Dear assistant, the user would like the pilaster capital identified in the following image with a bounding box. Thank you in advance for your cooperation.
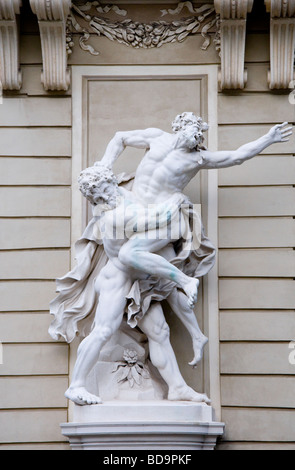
[214,0,254,90]
[30,0,71,21]
[265,0,295,88]
[29,0,71,91]
[0,0,21,19]
[0,0,22,90]
[265,0,295,18]
[214,0,253,19]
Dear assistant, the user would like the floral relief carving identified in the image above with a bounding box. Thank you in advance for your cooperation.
[66,1,220,55]
[112,349,150,388]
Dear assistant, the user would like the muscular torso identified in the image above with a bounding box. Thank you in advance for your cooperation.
[132,133,202,204]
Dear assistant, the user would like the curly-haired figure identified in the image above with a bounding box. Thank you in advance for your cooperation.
[78,163,120,209]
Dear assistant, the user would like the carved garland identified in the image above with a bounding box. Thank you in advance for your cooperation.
[66,1,221,56]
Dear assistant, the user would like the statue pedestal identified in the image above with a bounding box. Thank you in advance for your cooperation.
[60,401,224,450]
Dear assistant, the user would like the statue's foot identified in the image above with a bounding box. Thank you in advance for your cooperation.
[183,278,199,308]
[168,385,211,404]
[188,335,208,367]
[65,386,102,405]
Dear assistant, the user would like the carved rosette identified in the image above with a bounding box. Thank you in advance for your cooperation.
[0,0,22,90]
[265,0,295,89]
[30,0,71,91]
[214,0,254,90]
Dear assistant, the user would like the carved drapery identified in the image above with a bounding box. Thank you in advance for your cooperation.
[30,0,71,91]
[0,0,22,90]
[265,0,295,89]
[214,0,254,89]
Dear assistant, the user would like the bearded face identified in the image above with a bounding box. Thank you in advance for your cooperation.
[180,125,204,150]
[78,164,121,209]
[172,112,208,151]
[100,180,121,209]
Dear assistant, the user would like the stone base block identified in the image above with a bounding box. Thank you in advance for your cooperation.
[60,401,224,450]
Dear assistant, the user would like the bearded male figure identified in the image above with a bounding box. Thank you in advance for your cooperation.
[49,112,292,405]
[98,114,292,296]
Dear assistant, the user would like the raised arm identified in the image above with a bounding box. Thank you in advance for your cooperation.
[199,122,292,169]
[98,127,164,169]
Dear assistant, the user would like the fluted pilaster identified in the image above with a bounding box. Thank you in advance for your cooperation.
[30,0,71,91]
[214,0,254,89]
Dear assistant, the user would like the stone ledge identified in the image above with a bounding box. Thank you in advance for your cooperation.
[60,401,225,450]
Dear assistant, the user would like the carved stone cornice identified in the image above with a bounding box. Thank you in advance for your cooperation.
[265,0,295,89]
[214,0,254,89]
[0,0,22,90]
[30,0,71,91]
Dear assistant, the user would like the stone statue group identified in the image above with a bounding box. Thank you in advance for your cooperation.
[49,112,292,405]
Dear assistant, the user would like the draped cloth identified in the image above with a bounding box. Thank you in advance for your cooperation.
[48,174,216,343]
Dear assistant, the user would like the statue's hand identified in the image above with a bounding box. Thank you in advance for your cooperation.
[267,122,292,143]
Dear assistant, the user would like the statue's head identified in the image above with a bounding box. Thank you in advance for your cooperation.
[172,112,209,150]
[78,163,120,209]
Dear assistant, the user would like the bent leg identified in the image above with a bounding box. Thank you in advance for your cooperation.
[65,262,132,405]
[138,302,210,404]
[167,288,208,367]
[118,238,199,308]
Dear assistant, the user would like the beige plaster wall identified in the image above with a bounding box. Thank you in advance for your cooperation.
[0,1,294,450]
[0,4,71,449]
[216,17,295,449]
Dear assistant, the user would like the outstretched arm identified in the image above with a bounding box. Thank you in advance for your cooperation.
[98,127,164,169]
[200,122,292,169]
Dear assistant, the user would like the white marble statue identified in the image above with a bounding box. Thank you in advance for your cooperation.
[49,113,292,405]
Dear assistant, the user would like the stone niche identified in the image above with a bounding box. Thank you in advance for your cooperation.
[56,62,225,449]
